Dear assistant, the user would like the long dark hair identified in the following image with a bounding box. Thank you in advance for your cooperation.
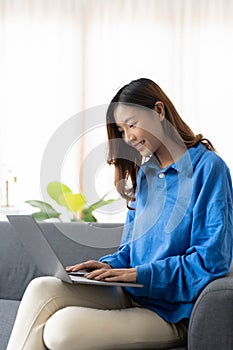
[106,78,215,203]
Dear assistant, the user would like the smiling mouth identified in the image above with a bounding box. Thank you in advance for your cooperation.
[133,141,145,151]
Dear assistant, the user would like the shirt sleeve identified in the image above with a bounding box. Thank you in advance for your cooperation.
[99,203,136,268]
[136,159,233,302]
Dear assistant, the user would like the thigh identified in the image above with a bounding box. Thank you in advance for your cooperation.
[22,276,132,312]
[44,306,187,350]
[6,276,131,350]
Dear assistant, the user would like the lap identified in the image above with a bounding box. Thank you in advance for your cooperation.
[44,306,187,350]
[25,276,132,310]
[10,277,187,350]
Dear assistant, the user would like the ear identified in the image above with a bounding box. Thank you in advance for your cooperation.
[153,101,165,121]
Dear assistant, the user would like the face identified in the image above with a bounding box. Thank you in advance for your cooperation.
[114,104,165,158]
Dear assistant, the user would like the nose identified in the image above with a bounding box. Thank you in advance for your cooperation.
[124,129,135,145]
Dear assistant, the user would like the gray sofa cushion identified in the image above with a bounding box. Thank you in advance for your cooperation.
[1,221,233,350]
[0,221,121,301]
[0,222,42,301]
[0,299,20,350]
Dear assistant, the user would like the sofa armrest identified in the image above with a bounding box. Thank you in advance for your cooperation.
[188,267,233,350]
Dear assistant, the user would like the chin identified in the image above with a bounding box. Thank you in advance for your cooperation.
[140,149,152,157]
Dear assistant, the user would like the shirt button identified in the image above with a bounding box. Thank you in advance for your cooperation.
[158,173,165,178]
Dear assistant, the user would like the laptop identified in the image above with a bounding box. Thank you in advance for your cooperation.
[7,215,143,288]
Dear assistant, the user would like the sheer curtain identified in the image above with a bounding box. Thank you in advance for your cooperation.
[0,0,232,221]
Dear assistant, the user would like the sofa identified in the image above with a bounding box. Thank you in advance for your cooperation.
[0,220,233,350]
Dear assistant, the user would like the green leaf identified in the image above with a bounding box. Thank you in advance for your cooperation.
[25,200,61,221]
[81,194,115,222]
[25,200,55,211]
[47,182,72,206]
[81,208,97,222]
[31,211,55,221]
[87,195,115,213]
[61,192,87,213]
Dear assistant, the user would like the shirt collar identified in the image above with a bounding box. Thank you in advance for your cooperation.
[141,143,207,177]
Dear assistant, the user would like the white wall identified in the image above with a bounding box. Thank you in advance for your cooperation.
[0,0,232,221]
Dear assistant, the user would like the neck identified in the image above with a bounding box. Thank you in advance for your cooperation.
[156,139,186,169]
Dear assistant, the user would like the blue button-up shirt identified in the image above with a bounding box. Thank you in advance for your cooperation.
[100,143,233,323]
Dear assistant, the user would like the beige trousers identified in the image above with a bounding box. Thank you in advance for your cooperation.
[6,277,187,350]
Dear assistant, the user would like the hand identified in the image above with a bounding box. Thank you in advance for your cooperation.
[85,267,137,283]
[66,260,112,273]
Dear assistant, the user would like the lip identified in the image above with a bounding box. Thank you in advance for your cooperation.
[132,141,145,152]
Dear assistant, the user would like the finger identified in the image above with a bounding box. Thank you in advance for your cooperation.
[98,270,136,283]
[85,268,108,279]
[104,276,124,282]
[82,260,112,272]
[85,268,118,280]
[87,269,121,281]
[66,261,92,272]
[67,261,111,274]
[78,260,102,271]
[66,260,97,272]
[66,264,81,272]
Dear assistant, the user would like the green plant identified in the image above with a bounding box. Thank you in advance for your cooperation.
[26,181,115,222]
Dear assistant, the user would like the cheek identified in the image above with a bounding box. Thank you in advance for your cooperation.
[145,130,162,151]
[149,122,164,141]
[138,120,163,142]
[137,129,146,139]
[143,128,159,143]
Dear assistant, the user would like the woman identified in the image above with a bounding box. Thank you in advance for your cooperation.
[7,78,233,350]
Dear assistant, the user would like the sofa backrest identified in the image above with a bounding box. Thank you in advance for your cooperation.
[0,221,123,301]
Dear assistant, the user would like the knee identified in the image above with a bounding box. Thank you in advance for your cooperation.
[28,276,59,288]
[25,276,62,299]
[43,307,99,350]
[43,308,75,350]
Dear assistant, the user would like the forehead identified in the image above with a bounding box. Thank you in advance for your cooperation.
[114,104,144,124]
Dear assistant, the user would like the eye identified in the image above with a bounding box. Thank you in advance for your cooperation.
[129,122,136,128]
